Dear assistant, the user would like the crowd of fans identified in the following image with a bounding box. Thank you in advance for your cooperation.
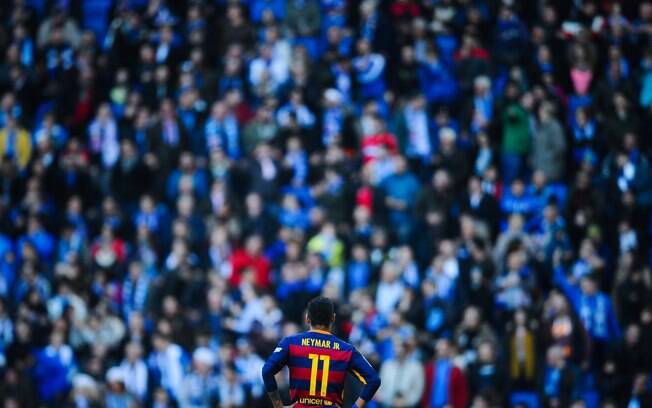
[0,0,652,407]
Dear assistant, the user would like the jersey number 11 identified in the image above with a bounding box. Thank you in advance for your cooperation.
[308,354,331,397]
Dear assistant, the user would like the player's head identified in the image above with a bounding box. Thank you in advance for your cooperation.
[306,296,335,329]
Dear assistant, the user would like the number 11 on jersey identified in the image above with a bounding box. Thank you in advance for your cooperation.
[308,353,331,397]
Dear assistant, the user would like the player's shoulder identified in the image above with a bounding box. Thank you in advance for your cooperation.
[330,335,354,351]
[279,332,304,345]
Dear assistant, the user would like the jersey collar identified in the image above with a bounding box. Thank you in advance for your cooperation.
[309,329,332,335]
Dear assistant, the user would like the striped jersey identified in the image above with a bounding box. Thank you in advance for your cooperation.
[262,330,380,407]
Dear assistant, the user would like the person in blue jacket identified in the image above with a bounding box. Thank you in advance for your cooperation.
[553,257,621,367]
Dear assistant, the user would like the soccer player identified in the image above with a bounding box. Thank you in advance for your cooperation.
[262,297,381,408]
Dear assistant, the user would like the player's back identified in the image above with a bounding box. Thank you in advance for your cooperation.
[284,330,358,407]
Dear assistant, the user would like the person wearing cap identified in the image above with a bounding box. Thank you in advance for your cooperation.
[178,347,218,408]
[105,366,136,408]
[321,88,346,148]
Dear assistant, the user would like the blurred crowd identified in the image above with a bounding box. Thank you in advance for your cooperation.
[0,0,652,407]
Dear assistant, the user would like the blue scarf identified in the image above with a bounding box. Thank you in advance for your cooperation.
[432,359,452,407]
[544,367,561,397]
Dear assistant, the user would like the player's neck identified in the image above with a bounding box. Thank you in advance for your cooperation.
[309,325,332,335]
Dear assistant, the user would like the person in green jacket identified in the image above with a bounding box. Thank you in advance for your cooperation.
[501,85,532,183]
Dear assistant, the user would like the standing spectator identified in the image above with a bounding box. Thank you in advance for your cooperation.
[422,338,469,408]
[217,364,246,407]
[119,342,148,404]
[178,347,218,408]
[229,235,272,289]
[205,101,240,160]
[540,345,577,408]
[148,331,187,401]
[381,156,420,242]
[353,39,386,103]
[0,115,32,171]
[501,86,531,183]
[379,338,424,407]
[531,101,567,182]
[554,264,621,366]
[88,103,120,170]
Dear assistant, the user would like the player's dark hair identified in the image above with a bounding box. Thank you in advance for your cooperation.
[307,296,335,327]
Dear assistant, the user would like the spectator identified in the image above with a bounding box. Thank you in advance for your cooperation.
[148,331,187,401]
[379,337,424,407]
[501,85,532,183]
[178,347,218,407]
[381,156,420,241]
[422,338,469,408]
[118,342,148,403]
[531,101,567,182]
[0,115,32,171]
[541,345,577,408]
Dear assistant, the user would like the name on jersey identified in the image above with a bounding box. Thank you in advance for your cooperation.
[298,397,334,405]
[301,338,341,349]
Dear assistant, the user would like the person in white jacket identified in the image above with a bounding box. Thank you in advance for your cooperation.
[119,342,148,403]
[379,338,424,408]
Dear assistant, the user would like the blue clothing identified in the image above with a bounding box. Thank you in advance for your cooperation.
[347,261,371,293]
[500,190,538,218]
[382,172,420,207]
[543,367,561,398]
[418,60,458,104]
[32,347,74,402]
[204,116,240,159]
[249,0,285,22]
[278,208,310,230]
[353,54,386,101]
[18,230,55,262]
[432,359,452,408]
[166,170,209,200]
[435,33,458,67]
[553,266,621,341]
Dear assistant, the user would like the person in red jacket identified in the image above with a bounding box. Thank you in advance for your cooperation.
[361,114,398,164]
[229,234,271,288]
[422,338,469,408]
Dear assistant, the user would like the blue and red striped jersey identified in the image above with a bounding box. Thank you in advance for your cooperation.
[262,330,380,407]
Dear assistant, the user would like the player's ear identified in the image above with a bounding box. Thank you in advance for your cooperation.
[331,313,336,323]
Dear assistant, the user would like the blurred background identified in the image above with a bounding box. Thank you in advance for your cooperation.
[0,0,651,407]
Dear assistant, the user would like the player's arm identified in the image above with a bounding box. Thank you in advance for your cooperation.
[262,337,290,408]
[348,348,381,408]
